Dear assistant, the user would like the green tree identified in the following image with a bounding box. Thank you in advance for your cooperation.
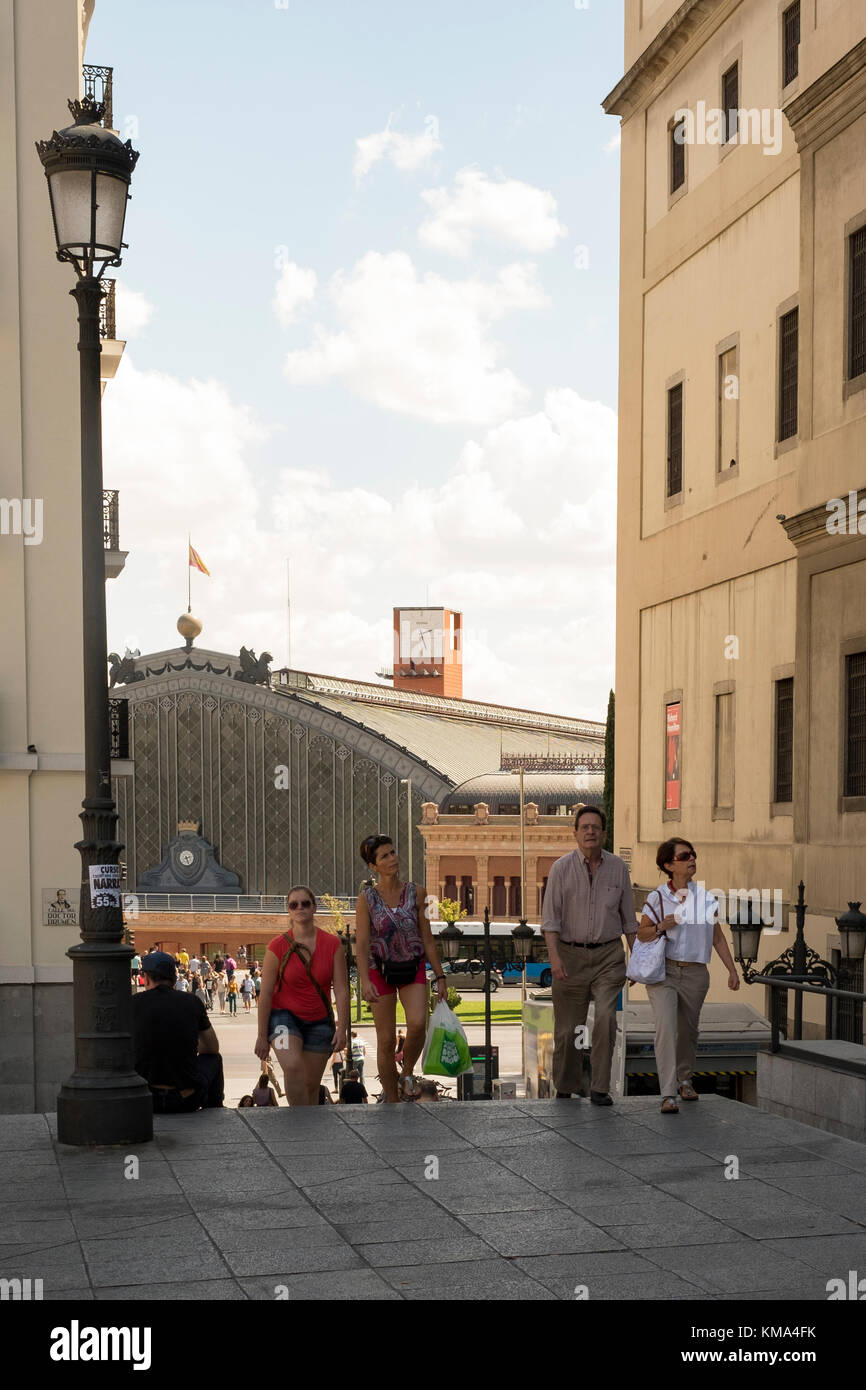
[603,689,615,852]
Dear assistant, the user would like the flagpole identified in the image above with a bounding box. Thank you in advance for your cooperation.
[187,533,191,611]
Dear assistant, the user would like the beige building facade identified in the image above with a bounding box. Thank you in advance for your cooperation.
[605,0,866,1028]
[0,0,131,1109]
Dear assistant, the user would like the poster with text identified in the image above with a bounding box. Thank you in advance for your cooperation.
[42,888,79,927]
[665,702,681,811]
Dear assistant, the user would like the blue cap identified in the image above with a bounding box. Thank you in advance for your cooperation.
[140,951,177,981]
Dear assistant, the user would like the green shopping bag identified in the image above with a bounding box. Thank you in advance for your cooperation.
[422,1001,473,1077]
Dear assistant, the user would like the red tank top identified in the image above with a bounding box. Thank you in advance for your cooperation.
[267,928,340,1020]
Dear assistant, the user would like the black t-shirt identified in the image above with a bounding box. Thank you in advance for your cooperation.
[339,1080,367,1104]
[132,985,211,1090]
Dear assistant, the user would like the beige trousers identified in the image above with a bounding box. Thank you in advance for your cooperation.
[645,960,710,1097]
[551,939,626,1096]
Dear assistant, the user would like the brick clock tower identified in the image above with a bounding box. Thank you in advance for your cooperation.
[392,607,463,698]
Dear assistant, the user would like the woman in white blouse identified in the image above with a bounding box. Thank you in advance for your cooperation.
[637,838,740,1114]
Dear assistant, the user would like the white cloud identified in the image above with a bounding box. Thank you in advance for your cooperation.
[419,168,566,258]
[604,128,621,154]
[113,281,154,338]
[104,355,616,718]
[282,251,548,426]
[273,262,317,325]
[354,117,442,182]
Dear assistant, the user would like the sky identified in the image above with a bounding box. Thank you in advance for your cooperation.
[90,0,625,720]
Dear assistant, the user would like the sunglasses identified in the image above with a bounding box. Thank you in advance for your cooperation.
[288,899,313,910]
[672,850,696,862]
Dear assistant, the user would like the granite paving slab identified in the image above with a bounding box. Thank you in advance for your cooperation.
[640,1239,831,1295]
[3,1097,864,1300]
[237,1269,402,1300]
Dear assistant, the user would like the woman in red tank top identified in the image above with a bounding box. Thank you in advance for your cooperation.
[255,886,349,1106]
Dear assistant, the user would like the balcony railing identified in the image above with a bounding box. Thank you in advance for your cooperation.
[82,64,113,128]
[103,489,119,550]
[99,279,116,340]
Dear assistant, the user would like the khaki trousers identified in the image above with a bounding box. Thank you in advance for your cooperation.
[551,939,626,1096]
[645,960,710,1097]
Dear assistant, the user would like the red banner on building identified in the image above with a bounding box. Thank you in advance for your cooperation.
[665,702,681,810]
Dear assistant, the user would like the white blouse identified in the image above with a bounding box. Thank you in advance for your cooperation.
[641,881,717,964]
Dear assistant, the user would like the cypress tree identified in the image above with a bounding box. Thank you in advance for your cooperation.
[603,689,615,851]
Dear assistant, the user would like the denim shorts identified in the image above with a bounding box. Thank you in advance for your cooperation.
[268,1008,333,1054]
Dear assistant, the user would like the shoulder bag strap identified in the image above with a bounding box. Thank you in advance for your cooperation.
[276,932,334,1023]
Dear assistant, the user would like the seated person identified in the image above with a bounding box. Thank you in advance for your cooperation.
[133,951,224,1113]
[415,1079,440,1103]
[338,1068,368,1104]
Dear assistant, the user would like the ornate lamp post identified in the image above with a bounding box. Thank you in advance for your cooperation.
[436,922,466,1096]
[731,882,836,1040]
[36,97,151,1144]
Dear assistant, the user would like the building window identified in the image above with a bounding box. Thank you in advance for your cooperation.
[845,652,866,797]
[667,381,683,497]
[670,117,686,193]
[722,62,739,143]
[782,2,800,87]
[718,343,739,473]
[849,227,866,381]
[460,876,474,914]
[444,874,457,903]
[492,876,506,916]
[774,677,794,802]
[508,878,521,916]
[778,307,799,441]
[714,692,735,813]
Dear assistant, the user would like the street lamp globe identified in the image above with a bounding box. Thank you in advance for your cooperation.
[438,923,464,961]
[36,95,139,278]
[729,899,763,972]
[511,920,535,961]
[835,902,866,961]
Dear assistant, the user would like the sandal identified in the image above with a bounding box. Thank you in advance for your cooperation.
[400,1075,418,1102]
[660,1096,679,1114]
[679,1082,699,1101]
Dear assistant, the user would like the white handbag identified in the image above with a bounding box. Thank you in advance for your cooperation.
[626,890,668,986]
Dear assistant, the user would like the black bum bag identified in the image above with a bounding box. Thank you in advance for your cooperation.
[379,956,423,985]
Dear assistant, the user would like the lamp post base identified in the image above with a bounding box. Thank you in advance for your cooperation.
[56,1075,153,1147]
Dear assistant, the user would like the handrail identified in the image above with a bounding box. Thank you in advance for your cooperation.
[750,974,866,1053]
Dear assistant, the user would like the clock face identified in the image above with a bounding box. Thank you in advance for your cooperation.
[179,849,195,867]
[400,609,443,661]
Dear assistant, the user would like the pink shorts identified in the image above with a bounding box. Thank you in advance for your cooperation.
[368,960,427,997]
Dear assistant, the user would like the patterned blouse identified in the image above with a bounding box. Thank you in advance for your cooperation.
[364,881,425,971]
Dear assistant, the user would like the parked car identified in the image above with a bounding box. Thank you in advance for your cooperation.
[426,960,504,992]
[499,961,553,988]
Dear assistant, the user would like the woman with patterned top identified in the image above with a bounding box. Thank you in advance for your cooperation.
[355,833,448,1102]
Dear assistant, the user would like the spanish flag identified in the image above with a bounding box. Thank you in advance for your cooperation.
[188,544,210,576]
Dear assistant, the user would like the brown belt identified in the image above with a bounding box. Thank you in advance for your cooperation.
[668,959,705,968]
[561,939,619,950]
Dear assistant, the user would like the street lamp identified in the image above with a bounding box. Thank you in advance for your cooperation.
[36,97,151,1145]
[400,777,413,884]
[731,882,836,1040]
[511,919,535,1087]
[835,902,866,962]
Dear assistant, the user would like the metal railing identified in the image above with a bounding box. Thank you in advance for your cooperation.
[133,894,320,914]
[82,64,113,128]
[500,753,606,773]
[103,489,119,550]
[99,279,116,339]
[754,975,866,1052]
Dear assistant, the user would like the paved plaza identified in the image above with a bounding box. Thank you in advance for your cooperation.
[3,1095,865,1301]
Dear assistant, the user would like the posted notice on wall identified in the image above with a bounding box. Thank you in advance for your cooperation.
[42,888,79,926]
[89,864,121,909]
